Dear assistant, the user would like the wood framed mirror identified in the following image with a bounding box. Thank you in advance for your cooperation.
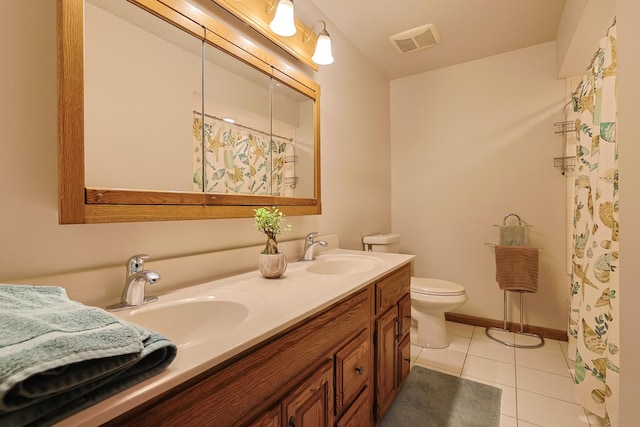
[57,0,321,224]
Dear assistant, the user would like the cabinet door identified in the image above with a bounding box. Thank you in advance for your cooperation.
[397,334,411,388]
[283,361,334,427]
[335,389,372,427]
[398,293,411,340]
[248,404,281,427]
[375,307,398,420]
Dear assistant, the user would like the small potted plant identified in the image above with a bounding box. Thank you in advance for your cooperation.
[254,206,291,278]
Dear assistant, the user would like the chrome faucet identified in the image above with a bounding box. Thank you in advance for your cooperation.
[301,232,329,261]
[107,254,160,311]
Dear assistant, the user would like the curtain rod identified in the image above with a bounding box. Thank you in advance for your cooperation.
[571,17,617,100]
[193,111,293,142]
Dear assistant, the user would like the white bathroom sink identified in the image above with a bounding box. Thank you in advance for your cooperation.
[115,289,266,349]
[306,254,383,275]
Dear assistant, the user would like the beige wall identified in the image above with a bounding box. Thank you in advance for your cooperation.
[0,0,391,282]
[390,42,569,330]
[556,0,616,78]
[616,0,640,424]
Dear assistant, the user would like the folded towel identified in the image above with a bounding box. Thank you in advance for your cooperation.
[499,225,527,246]
[494,246,539,292]
[0,284,176,426]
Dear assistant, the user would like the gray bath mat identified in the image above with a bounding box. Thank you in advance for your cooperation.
[378,365,502,427]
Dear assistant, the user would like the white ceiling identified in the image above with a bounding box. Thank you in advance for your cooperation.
[309,0,567,80]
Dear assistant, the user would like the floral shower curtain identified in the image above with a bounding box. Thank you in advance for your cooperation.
[569,22,619,426]
[192,114,291,195]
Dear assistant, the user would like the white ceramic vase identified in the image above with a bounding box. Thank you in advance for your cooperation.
[258,253,287,279]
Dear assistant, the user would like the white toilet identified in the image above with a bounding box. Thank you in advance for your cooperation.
[363,234,468,349]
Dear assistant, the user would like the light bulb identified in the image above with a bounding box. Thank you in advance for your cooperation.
[312,32,334,65]
[269,0,296,37]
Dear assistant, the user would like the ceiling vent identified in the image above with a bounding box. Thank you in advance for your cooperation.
[390,24,441,54]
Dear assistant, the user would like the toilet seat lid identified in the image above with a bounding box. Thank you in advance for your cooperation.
[411,277,465,296]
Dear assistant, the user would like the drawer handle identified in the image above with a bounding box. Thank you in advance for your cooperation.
[404,357,411,363]
[355,366,364,375]
[289,416,296,427]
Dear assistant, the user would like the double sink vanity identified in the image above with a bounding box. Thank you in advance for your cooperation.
[57,249,414,426]
[55,0,415,424]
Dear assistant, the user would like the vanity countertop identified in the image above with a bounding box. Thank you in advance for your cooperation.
[55,249,414,426]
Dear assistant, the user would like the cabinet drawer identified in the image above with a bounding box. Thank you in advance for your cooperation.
[335,329,370,415]
[375,264,411,314]
[335,388,372,427]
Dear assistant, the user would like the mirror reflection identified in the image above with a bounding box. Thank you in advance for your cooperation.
[85,0,202,191]
[84,0,315,199]
[197,43,273,195]
[271,80,315,198]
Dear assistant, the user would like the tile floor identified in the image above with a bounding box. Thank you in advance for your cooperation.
[410,321,605,427]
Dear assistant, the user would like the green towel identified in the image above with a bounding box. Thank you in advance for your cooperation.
[499,224,527,246]
[0,284,176,426]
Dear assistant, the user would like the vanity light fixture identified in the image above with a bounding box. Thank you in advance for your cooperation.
[304,20,334,65]
[268,0,296,37]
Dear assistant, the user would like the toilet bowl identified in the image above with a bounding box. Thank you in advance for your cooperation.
[362,234,468,349]
[411,277,467,349]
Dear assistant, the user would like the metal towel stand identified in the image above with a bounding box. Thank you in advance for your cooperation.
[485,213,545,349]
[485,290,545,349]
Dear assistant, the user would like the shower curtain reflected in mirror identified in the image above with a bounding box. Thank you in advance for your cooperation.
[569,21,619,427]
[192,114,294,196]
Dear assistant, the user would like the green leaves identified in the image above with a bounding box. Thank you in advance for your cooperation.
[254,206,292,237]
[254,207,292,255]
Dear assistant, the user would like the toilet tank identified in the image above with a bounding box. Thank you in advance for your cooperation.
[362,234,401,253]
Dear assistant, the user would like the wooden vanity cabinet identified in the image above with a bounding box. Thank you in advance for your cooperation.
[281,361,335,427]
[249,405,282,427]
[108,288,371,427]
[373,264,411,422]
[104,263,413,427]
